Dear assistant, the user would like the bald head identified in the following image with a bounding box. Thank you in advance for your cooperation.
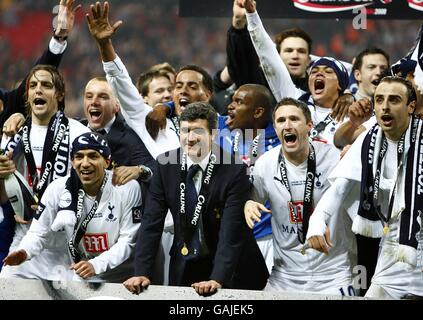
[226,84,274,130]
[240,84,274,116]
[84,77,119,130]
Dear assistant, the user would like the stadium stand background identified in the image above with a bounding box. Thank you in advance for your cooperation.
[0,0,421,118]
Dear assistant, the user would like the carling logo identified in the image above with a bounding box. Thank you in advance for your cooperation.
[292,0,373,13]
[408,0,423,11]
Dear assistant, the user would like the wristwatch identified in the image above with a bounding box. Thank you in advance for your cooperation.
[138,165,153,181]
[53,30,68,42]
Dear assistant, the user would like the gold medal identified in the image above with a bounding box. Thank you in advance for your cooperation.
[300,243,309,255]
[181,244,189,256]
[383,225,390,235]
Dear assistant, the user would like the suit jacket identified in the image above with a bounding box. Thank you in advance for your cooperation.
[134,146,269,289]
[106,114,155,170]
[81,114,155,170]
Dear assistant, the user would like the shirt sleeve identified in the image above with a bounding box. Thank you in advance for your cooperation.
[102,56,161,159]
[306,177,354,238]
[246,11,302,102]
[48,37,67,55]
[17,182,61,259]
[88,180,142,275]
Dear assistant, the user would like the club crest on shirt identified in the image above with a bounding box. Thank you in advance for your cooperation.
[315,172,323,188]
[83,233,109,253]
[105,203,117,222]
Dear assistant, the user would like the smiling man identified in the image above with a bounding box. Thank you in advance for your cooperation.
[124,102,268,296]
[0,64,90,280]
[2,132,142,283]
[244,97,358,296]
[306,77,423,299]
[144,84,279,274]
[82,77,154,186]
[136,70,173,108]
[353,48,390,101]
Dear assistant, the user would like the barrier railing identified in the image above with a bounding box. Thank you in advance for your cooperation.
[0,278,366,300]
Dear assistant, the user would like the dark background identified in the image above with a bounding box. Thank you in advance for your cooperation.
[180,0,423,19]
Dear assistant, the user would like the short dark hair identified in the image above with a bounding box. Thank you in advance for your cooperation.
[180,102,217,133]
[352,48,390,72]
[378,76,417,105]
[275,28,312,55]
[25,64,65,112]
[273,97,312,123]
[136,70,171,96]
[178,65,213,94]
[239,84,274,118]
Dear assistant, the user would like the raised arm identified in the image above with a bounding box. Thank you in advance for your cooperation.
[242,0,301,101]
[86,1,121,62]
[0,0,80,127]
[334,98,373,148]
[226,0,268,88]
[86,1,161,158]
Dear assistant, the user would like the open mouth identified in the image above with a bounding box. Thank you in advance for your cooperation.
[288,62,301,68]
[89,109,102,121]
[284,132,297,146]
[179,98,190,108]
[381,114,393,125]
[371,78,381,86]
[80,170,94,178]
[225,112,235,126]
[33,98,47,107]
[314,79,325,94]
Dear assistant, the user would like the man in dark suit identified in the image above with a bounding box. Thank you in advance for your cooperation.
[124,102,268,296]
[82,77,155,184]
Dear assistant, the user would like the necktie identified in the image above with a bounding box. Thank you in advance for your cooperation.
[184,164,201,260]
[96,128,107,136]
[186,164,201,220]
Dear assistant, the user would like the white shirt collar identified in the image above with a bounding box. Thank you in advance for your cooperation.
[187,151,211,172]
[102,115,116,134]
[89,115,116,134]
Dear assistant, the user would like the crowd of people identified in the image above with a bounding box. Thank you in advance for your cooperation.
[0,0,421,118]
[0,0,422,300]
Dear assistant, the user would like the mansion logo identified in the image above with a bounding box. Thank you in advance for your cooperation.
[292,0,374,12]
[83,233,109,253]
